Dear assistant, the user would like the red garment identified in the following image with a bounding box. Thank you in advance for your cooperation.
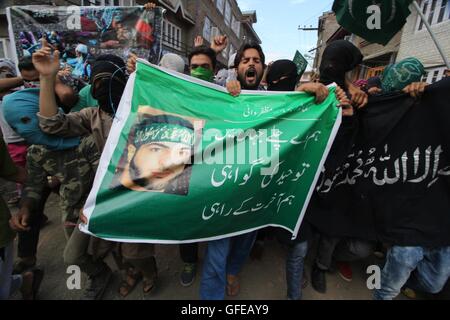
[7,143,28,168]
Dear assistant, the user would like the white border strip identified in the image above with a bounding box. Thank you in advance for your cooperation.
[81,223,297,245]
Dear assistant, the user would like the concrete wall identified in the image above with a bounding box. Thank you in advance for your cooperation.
[313,12,339,72]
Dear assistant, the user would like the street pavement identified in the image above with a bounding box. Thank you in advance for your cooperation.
[3,182,448,300]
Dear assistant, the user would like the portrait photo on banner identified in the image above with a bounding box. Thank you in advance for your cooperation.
[110,106,206,196]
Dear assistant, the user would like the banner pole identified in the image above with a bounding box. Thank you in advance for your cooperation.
[412,0,450,69]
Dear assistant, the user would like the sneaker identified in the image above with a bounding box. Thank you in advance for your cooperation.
[180,263,197,287]
[81,267,113,300]
[337,262,353,282]
[311,264,326,294]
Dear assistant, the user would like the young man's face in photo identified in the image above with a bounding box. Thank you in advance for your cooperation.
[132,141,192,191]
[237,48,264,89]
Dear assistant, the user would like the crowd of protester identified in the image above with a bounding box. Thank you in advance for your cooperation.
[1,4,450,301]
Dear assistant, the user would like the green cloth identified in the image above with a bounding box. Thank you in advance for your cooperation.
[190,67,214,82]
[293,51,308,77]
[82,61,341,243]
[72,85,98,112]
[0,139,17,248]
[333,0,413,45]
[381,58,426,93]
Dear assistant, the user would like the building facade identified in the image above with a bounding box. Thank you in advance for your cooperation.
[311,11,340,74]
[0,0,261,70]
[312,10,402,82]
[396,0,450,83]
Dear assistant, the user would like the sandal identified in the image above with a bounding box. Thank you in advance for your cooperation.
[226,275,240,297]
[142,277,156,295]
[119,268,142,298]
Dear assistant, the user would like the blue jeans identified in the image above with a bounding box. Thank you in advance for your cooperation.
[374,246,450,300]
[0,241,23,300]
[286,241,308,300]
[200,231,257,300]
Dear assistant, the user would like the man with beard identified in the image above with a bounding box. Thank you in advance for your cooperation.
[34,39,157,298]
[200,43,331,300]
[117,114,194,196]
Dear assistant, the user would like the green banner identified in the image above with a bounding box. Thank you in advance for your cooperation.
[293,51,308,77]
[82,60,341,244]
[332,0,413,45]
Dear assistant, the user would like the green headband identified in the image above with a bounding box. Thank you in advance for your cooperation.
[134,123,194,147]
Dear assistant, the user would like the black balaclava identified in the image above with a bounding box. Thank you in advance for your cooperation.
[319,40,363,89]
[267,59,299,92]
[90,55,127,115]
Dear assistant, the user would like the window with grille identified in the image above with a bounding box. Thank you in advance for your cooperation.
[216,0,225,14]
[224,1,232,27]
[417,0,450,31]
[163,20,182,51]
[203,17,212,42]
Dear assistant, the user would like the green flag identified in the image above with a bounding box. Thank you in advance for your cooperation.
[293,51,308,77]
[332,0,413,45]
[81,60,341,244]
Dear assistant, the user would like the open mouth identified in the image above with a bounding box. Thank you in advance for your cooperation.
[245,68,257,83]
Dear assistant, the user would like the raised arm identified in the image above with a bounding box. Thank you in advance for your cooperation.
[32,38,60,118]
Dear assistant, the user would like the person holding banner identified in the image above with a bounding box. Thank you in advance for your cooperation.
[198,42,268,300]
[266,59,311,300]
[200,42,332,300]
[33,40,158,298]
[308,40,376,293]
[370,59,450,300]
[318,40,368,109]
[266,58,354,300]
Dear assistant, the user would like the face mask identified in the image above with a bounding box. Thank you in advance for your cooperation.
[190,67,214,83]
[268,77,298,92]
[91,77,125,115]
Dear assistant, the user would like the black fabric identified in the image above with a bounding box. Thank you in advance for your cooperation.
[275,220,313,247]
[18,185,53,258]
[319,40,363,89]
[90,55,127,115]
[0,247,4,261]
[179,243,198,264]
[267,59,299,92]
[307,77,450,247]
